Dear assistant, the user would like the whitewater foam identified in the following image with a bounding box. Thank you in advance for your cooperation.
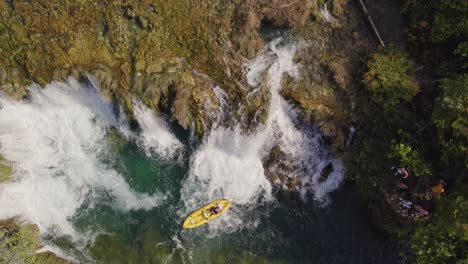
[320,3,333,23]
[180,38,344,233]
[0,79,164,242]
[133,100,184,161]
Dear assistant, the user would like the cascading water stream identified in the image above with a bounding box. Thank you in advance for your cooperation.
[179,38,344,234]
[0,38,347,263]
[0,78,179,255]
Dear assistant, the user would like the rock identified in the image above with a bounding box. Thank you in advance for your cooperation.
[0,0,368,149]
[331,0,347,17]
[263,145,302,191]
[318,162,333,183]
[328,60,351,90]
[0,218,70,263]
[0,155,12,183]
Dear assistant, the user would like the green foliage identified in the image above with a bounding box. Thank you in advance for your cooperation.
[433,74,468,162]
[433,75,468,135]
[409,224,466,264]
[0,155,12,183]
[435,192,468,240]
[432,0,468,42]
[0,222,69,264]
[455,42,468,58]
[388,141,431,177]
[0,225,39,264]
[363,47,420,111]
[354,2,468,263]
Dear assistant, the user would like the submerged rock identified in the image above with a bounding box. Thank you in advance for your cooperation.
[263,145,302,192]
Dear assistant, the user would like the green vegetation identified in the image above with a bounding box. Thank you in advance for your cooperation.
[388,141,431,177]
[0,219,69,264]
[435,191,468,240]
[0,0,319,137]
[0,155,12,183]
[431,0,468,42]
[433,74,468,163]
[0,224,38,264]
[0,0,465,262]
[363,47,419,111]
[409,224,466,264]
[347,0,468,263]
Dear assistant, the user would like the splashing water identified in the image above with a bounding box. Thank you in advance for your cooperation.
[0,79,165,243]
[180,38,344,233]
[133,100,184,161]
[0,40,397,263]
[320,3,333,23]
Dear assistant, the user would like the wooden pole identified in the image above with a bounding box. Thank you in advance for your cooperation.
[355,0,386,48]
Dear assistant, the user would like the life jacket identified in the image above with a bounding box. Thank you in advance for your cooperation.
[432,182,444,194]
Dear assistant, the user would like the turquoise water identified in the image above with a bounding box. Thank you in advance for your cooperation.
[64,137,400,264]
[0,41,401,263]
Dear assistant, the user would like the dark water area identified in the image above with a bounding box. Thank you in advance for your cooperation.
[78,140,401,264]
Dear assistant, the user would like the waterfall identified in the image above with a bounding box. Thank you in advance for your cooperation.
[320,3,333,23]
[133,100,184,160]
[0,38,345,260]
[180,38,344,233]
[0,78,166,243]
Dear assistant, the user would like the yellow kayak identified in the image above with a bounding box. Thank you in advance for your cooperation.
[182,198,231,229]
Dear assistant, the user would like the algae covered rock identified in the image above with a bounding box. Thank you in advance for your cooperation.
[0,219,70,264]
[280,7,370,153]
[0,0,364,147]
[0,1,243,133]
[0,155,12,183]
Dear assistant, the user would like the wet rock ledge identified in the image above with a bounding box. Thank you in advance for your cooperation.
[0,0,365,147]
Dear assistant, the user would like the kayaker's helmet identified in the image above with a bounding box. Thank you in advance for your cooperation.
[214,204,222,213]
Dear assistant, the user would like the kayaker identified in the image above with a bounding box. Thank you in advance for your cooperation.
[209,204,223,214]
[202,204,223,220]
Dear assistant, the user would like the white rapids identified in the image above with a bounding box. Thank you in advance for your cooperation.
[0,78,175,243]
[180,38,344,233]
[0,38,345,260]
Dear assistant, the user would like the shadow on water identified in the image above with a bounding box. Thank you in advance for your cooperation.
[173,185,402,264]
[264,186,401,264]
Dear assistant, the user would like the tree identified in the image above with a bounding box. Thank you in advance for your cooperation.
[435,192,468,240]
[388,141,431,177]
[363,47,420,111]
[432,0,468,42]
[409,224,466,264]
[432,74,468,162]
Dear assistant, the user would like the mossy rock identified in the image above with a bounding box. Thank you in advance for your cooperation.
[0,0,325,140]
[106,128,127,152]
[0,155,12,183]
[0,220,70,264]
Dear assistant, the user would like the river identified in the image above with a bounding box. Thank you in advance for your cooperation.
[0,39,400,263]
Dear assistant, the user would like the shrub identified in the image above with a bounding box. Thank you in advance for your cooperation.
[432,74,468,162]
[388,141,431,177]
[409,224,466,264]
[363,47,420,111]
[432,0,468,42]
